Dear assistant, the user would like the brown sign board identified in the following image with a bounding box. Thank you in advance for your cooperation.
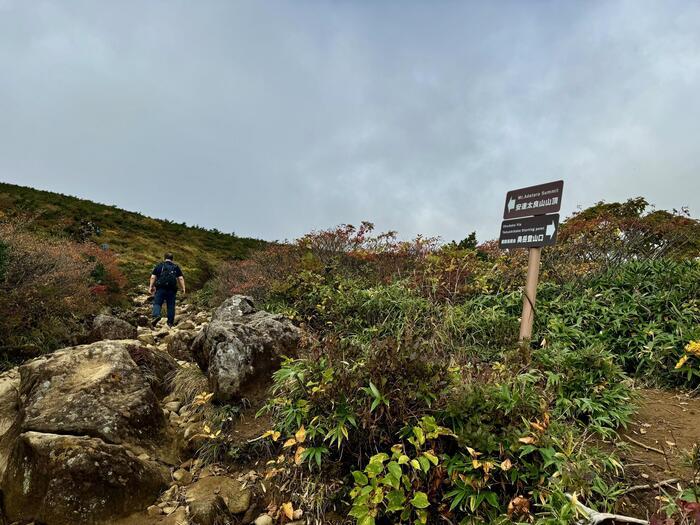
[498,214,559,249]
[503,180,564,219]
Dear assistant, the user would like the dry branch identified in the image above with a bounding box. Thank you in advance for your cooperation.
[625,435,666,455]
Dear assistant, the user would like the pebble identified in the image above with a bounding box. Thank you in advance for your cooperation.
[164,401,182,412]
[172,468,193,485]
[254,516,273,525]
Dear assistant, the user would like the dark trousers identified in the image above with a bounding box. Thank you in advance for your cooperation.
[152,288,177,326]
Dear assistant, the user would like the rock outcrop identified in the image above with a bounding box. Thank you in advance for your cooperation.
[17,340,167,450]
[90,313,138,341]
[192,295,300,402]
[0,340,171,524]
[2,432,169,525]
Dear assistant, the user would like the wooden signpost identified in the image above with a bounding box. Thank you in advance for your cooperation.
[499,180,563,341]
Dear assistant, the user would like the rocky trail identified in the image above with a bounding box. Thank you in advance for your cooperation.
[0,293,300,525]
[1,292,699,525]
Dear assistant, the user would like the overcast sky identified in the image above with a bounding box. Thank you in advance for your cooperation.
[1,1,699,242]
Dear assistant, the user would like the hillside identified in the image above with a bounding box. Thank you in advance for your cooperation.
[0,182,267,288]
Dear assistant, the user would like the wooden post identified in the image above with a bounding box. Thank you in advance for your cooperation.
[519,247,542,341]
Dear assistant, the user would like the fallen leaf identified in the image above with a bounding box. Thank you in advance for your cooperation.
[294,446,306,465]
[500,458,512,471]
[260,430,281,442]
[465,446,481,458]
[282,502,294,519]
[518,436,536,445]
[283,438,297,449]
[530,422,545,432]
[295,426,306,444]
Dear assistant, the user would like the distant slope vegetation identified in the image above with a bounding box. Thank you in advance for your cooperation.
[0,182,267,288]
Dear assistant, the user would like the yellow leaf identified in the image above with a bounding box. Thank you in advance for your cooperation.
[472,459,482,469]
[283,438,297,448]
[282,502,294,520]
[295,425,307,444]
[465,447,481,458]
[294,446,306,465]
[500,458,512,471]
[675,354,689,369]
[261,430,281,442]
[482,461,493,474]
[518,436,536,445]
[530,422,545,432]
[203,425,211,434]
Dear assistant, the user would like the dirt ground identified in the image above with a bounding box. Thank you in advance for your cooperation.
[615,388,700,518]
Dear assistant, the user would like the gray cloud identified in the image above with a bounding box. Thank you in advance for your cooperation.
[1,0,699,242]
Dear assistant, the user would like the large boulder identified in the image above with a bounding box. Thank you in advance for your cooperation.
[192,296,300,402]
[2,432,168,525]
[90,313,137,341]
[0,340,174,524]
[18,340,167,451]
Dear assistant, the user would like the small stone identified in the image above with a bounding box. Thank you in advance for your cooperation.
[147,505,163,516]
[138,334,156,345]
[173,468,193,485]
[164,401,182,413]
[137,453,150,461]
[162,485,179,500]
[254,515,274,525]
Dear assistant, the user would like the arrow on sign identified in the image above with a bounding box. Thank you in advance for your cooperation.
[545,221,556,238]
[507,197,516,212]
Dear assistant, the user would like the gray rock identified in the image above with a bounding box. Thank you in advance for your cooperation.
[2,431,169,525]
[90,313,137,341]
[16,340,167,452]
[211,295,256,323]
[191,296,300,402]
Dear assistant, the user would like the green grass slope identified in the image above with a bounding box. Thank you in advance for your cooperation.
[0,182,267,288]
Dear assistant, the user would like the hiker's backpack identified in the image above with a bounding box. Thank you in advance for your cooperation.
[156,262,178,290]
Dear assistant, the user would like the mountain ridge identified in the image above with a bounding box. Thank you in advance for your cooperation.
[0,181,267,288]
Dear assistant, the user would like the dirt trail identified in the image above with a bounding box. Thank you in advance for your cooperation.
[616,388,700,516]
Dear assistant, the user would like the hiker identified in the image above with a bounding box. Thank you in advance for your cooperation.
[149,253,186,327]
